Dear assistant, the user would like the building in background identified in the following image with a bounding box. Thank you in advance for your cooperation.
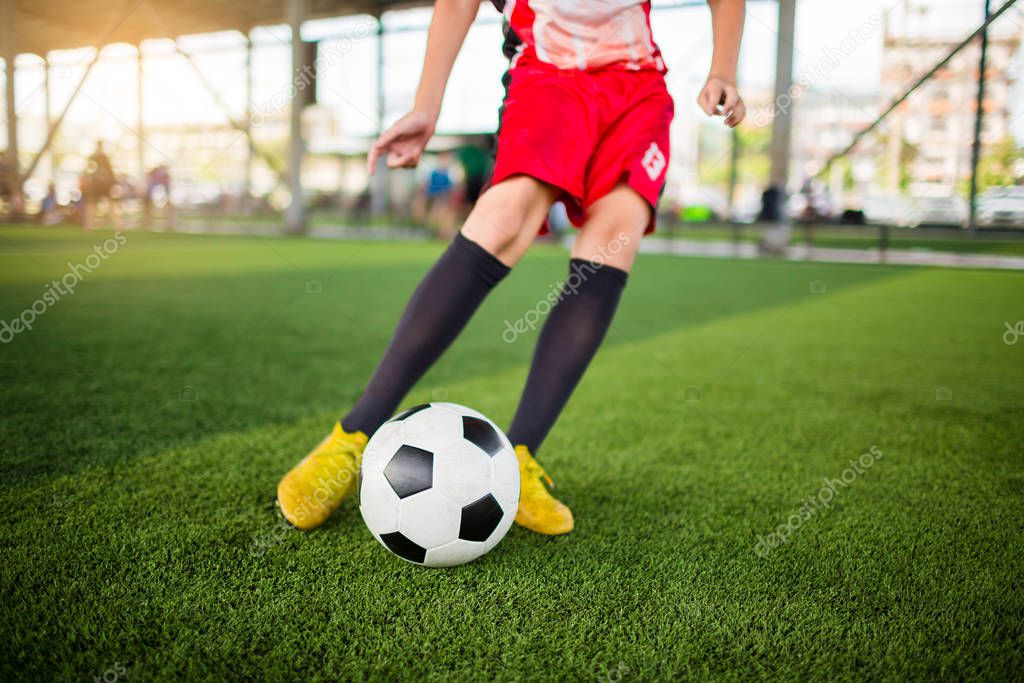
[789,89,878,210]
[880,0,1021,193]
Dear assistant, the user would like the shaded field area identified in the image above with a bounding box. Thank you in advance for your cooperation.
[1,226,1022,680]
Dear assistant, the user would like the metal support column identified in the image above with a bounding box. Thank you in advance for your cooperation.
[967,0,990,234]
[370,15,389,216]
[727,126,740,221]
[244,34,254,214]
[767,0,796,222]
[758,0,797,251]
[2,0,21,214]
[285,0,308,234]
[43,55,52,181]
[136,44,145,184]
[136,44,148,229]
[727,126,741,247]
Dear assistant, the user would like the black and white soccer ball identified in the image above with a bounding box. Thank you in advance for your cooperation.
[359,402,520,567]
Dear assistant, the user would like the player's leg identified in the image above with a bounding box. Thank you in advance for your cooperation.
[341,175,557,433]
[508,184,649,535]
[277,176,558,530]
[567,184,649,272]
[278,62,596,530]
[508,65,672,534]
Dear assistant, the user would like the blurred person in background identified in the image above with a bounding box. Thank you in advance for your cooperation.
[83,141,119,231]
[457,142,492,218]
[146,164,171,207]
[0,153,12,215]
[145,164,174,228]
[426,152,457,238]
[39,182,61,225]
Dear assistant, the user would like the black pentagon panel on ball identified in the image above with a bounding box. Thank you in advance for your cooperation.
[462,416,503,456]
[384,445,434,498]
[459,493,504,542]
[388,403,431,423]
[380,531,427,564]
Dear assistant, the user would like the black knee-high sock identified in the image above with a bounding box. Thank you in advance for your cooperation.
[342,233,510,435]
[507,258,628,453]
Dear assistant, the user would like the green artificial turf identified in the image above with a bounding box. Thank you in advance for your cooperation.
[1,225,1022,680]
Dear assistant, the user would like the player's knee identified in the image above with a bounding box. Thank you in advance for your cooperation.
[590,190,651,236]
[574,191,650,270]
[585,214,644,251]
[468,201,525,252]
[584,208,647,253]
[463,176,553,256]
[480,176,550,231]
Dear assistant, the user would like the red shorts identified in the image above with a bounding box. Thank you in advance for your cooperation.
[491,65,674,234]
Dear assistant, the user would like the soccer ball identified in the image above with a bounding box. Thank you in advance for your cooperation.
[359,402,520,567]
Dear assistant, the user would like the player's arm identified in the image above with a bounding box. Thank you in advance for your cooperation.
[697,0,746,128]
[367,0,480,173]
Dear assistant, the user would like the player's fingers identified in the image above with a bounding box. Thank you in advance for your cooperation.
[373,123,403,151]
[386,149,407,168]
[725,99,745,127]
[387,147,421,169]
[367,145,381,175]
[368,124,406,170]
[699,84,722,116]
[386,140,411,165]
[726,100,747,128]
[696,87,712,115]
[721,87,740,116]
[389,155,419,169]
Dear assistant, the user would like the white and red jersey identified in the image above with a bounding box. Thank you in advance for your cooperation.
[491,0,666,72]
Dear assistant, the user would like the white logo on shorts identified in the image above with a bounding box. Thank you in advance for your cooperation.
[642,142,666,181]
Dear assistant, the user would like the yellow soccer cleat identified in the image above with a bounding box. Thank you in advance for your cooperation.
[514,445,574,535]
[276,423,368,530]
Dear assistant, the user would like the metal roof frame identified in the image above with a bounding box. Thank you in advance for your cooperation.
[4,0,427,55]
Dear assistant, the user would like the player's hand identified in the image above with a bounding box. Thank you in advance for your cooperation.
[367,110,436,174]
[697,77,746,128]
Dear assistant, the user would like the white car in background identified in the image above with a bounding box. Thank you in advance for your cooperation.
[862,195,914,226]
[900,195,968,228]
[977,187,1024,227]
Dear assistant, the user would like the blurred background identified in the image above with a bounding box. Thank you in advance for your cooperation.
[2,0,1023,260]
